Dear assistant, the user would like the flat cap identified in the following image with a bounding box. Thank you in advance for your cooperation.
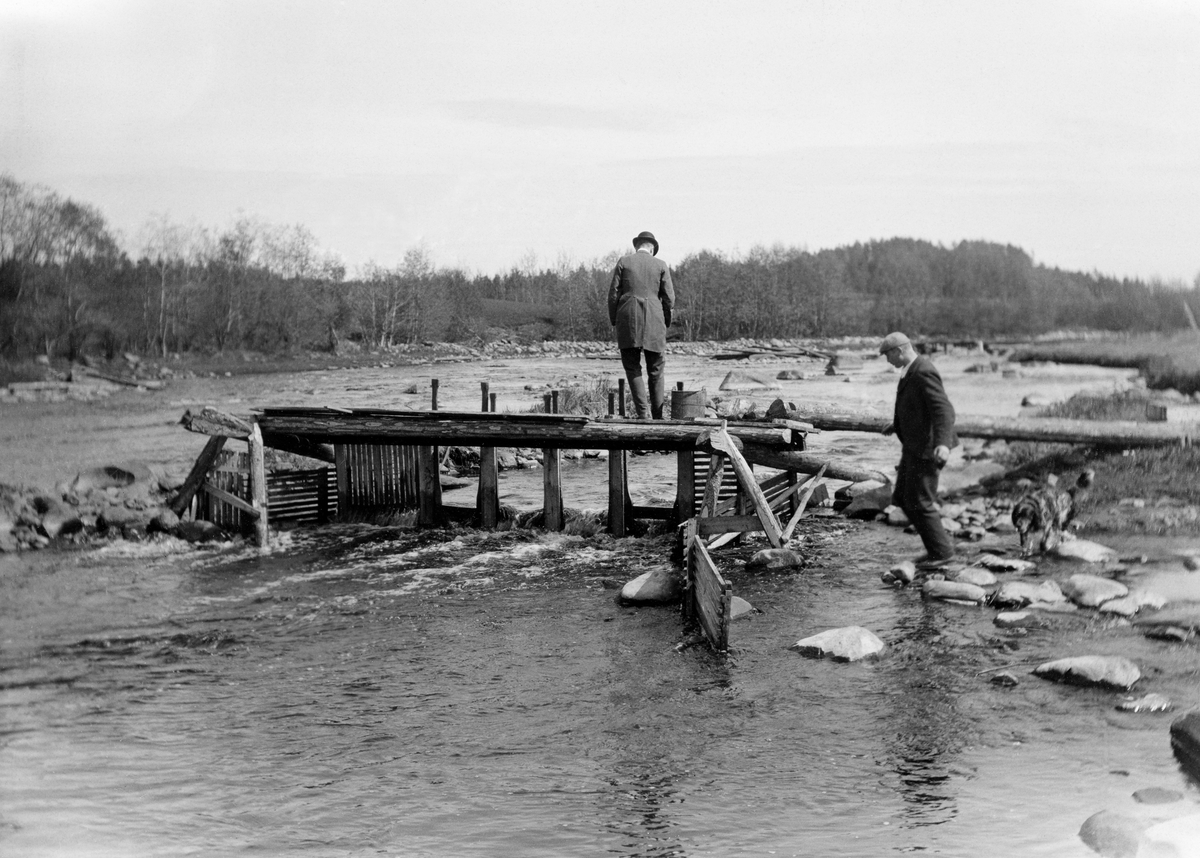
[878,332,911,354]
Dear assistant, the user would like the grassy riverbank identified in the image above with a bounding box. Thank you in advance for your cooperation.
[1010,332,1200,395]
[997,389,1200,535]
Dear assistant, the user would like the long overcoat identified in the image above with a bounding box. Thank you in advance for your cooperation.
[893,355,958,459]
[608,251,674,352]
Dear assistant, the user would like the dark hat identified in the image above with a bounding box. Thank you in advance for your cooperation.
[878,332,911,354]
[632,231,659,256]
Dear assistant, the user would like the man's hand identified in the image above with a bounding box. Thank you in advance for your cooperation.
[934,445,950,466]
[882,423,894,436]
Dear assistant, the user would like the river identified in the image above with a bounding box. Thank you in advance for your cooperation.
[2,349,1198,856]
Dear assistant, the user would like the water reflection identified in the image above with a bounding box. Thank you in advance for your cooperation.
[882,604,968,827]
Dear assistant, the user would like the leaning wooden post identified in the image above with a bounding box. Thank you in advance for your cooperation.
[478,381,498,528]
[248,422,269,547]
[543,389,563,531]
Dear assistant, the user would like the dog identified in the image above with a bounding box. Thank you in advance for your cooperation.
[1011,469,1095,557]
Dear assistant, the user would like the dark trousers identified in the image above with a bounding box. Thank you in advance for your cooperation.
[620,347,665,419]
[893,452,956,560]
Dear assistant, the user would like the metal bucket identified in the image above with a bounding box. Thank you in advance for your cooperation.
[670,387,707,420]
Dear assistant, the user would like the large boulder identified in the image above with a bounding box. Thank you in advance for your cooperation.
[619,567,682,604]
[790,626,885,662]
[1063,574,1128,608]
[1034,656,1141,690]
[1078,810,1142,858]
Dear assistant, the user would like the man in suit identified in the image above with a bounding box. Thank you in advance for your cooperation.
[880,331,958,568]
[608,231,675,419]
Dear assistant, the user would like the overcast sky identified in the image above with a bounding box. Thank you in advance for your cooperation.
[2,0,1198,282]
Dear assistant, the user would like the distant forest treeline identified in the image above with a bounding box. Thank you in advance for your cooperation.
[2,173,1198,361]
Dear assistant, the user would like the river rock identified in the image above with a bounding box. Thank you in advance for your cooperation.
[841,482,893,519]
[33,495,82,538]
[1117,693,1174,713]
[1063,574,1128,608]
[98,506,149,534]
[882,560,917,586]
[952,566,997,587]
[719,370,779,391]
[922,579,987,604]
[1097,595,1141,617]
[730,596,753,621]
[885,506,910,526]
[620,567,681,604]
[1052,537,1118,564]
[992,580,1066,608]
[994,610,1051,630]
[1034,656,1141,690]
[1132,786,1183,804]
[150,508,181,533]
[1141,815,1200,858]
[789,626,885,662]
[974,553,1036,573]
[990,671,1020,687]
[175,520,225,543]
[1171,710,1200,783]
[746,548,804,573]
[1078,810,1143,858]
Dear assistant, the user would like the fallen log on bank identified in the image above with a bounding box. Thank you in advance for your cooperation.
[770,405,1196,448]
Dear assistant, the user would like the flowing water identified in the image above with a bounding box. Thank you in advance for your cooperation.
[2,352,1199,856]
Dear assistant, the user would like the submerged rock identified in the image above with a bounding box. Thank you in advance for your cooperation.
[1053,537,1118,564]
[1132,786,1183,804]
[620,567,681,604]
[1062,574,1128,608]
[1078,810,1142,858]
[1117,693,1174,713]
[745,548,804,573]
[994,610,1051,630]
[881,560,917,586]
[790,626,885,662]
[1034,656,1141,690]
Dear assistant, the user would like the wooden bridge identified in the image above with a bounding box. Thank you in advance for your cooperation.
[172,384,866,652]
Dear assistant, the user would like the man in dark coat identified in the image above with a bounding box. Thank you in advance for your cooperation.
[608,231,675,419]
[880,331,958,567]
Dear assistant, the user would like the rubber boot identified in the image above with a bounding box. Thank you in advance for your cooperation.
[627,375,650,419]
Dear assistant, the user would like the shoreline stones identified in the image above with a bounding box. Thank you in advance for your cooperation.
[1062,574,1128,608]
[790,626,885,662]
[922,579,987,604]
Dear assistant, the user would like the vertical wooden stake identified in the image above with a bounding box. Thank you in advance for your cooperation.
[431,378,439,411]
[478,379,497,528]
[676,448,696,524]
[551,390,559,414]
[608,449,627,536]
[544,448,563,530]
[607,390,616,416]
[417,445,443,527]
[480,381,490,412]
[248,423,269,547]
[334,443,349,518]
[317,467,330,524]
[618,378,626,417]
